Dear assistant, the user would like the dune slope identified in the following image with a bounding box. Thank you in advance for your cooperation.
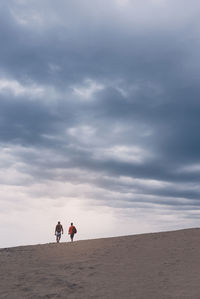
[1,228,200,298]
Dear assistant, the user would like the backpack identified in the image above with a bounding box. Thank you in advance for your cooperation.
[72,227,77,234]
[56,224,62,232]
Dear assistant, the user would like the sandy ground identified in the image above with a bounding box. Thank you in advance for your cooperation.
[1,228,200,298]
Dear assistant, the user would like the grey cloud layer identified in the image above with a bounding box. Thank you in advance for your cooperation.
[1,0,200,214]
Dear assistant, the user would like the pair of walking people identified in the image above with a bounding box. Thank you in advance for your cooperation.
[55,222,77,243]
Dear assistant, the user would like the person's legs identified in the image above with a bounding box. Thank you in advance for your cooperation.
[56,232,61,243]
[70,233,74,242]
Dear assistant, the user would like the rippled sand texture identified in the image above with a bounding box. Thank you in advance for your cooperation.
[1,228,200,298]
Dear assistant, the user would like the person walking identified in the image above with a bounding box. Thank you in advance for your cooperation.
[55,221,63,243]
[68,222,77,242]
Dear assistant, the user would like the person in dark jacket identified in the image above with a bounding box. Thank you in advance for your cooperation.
[55,221,63,243]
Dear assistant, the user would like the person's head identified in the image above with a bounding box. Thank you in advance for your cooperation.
[58,221,60,224]
[71,222,73,226]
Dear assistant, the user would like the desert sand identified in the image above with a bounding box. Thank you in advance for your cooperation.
[1,228,200,298]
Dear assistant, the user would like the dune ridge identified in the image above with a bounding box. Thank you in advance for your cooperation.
[1,228,200,298]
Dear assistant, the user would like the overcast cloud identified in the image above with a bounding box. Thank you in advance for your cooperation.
[1,0,200,247]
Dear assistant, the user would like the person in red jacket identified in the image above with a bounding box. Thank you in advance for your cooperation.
[68,222,77,242]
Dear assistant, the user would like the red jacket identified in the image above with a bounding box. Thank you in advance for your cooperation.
[68,225,76,234]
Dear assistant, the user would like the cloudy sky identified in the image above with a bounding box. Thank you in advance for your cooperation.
[1,0,200,248]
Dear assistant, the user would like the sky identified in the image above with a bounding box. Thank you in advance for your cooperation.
[1,0,200,248]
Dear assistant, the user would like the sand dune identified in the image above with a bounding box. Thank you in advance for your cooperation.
[1,228,200,298]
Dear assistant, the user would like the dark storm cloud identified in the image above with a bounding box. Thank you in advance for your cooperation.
[0,0,196,86]
[1,0,200,212]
